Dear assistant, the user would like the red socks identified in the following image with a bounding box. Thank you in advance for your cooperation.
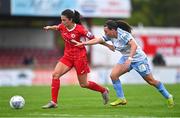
[51,80,105,103]
[87,81,106,93]
[51,79,60,104]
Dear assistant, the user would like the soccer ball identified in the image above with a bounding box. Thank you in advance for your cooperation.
[9,95,25,109]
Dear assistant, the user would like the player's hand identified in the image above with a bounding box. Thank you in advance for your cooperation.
[43,26,50,31]
[71,40,85,46]
[75,42,85,46]
[125,57,132,66]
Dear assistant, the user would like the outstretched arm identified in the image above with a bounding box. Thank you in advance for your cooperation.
[71,37,115,52]
[43,25,59,31]
[71,37,104,46]
[84,37,104,45]
[100,42,115,52]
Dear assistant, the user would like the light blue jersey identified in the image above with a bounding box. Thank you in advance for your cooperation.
[103,28,172,102]
[102,28,146,62]
[102,28,151,77]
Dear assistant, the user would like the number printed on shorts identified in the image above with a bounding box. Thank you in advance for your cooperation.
[138,64,146,72]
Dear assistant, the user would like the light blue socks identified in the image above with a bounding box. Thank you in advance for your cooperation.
[112,79,125,99]
[156,82,171,99]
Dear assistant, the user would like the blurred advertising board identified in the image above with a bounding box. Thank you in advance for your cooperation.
[0,68,79,86]
[91,67,180,84]
[134,27,180,56]
[0,67,179,86]
[11,0,131,18]
[32,68,79,85]
[0,69,34,86]
[136,35,180,56]
[23,67,180,85]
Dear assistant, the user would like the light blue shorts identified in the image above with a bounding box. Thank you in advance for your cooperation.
[118,56,152,77]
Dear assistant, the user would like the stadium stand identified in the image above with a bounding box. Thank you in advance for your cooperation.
[0,48,61,68]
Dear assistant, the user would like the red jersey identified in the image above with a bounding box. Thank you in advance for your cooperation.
[58,23,94,59]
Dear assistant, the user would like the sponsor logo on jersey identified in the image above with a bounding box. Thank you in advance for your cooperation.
[71,34,76,38]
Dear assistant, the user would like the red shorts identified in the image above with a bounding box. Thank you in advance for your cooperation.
[59,56,90,75]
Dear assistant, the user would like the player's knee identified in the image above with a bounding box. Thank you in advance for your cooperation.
[52,72,60,80]
[147,79,157,86]
[110,73,117,80]
[79,83,88,88]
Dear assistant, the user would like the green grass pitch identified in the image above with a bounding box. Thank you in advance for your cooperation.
[0,84,180,117]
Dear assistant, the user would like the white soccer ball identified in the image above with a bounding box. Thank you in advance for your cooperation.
[9,95,25,109]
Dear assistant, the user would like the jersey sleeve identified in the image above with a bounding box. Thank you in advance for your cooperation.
[79,25,95,39]
[57,23,63,31]
[121,31,134,44]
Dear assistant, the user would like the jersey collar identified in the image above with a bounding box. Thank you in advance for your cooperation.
[67,24,76,32]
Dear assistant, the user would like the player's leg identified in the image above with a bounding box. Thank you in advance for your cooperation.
[143,74,174,108]
[42,57,72,109]
[110,57,129,106]
[51,62,71,103]
[110,63,129,106]
[134,58,174,108]
[77,74,109,105]
[75,57,109,105]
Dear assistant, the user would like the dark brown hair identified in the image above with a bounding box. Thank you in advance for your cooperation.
[104,20,132,33]
[61,9,81,24]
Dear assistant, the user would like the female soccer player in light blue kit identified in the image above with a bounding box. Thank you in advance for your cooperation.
[74,20,174,108]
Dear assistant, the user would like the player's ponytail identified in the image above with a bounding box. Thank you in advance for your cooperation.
[73,10,81,24]
[115,20,132,33]
[104,20,132,33]
[61,9,82,24]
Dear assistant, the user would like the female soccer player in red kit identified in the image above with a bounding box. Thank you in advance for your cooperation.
[42,9,110,109]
